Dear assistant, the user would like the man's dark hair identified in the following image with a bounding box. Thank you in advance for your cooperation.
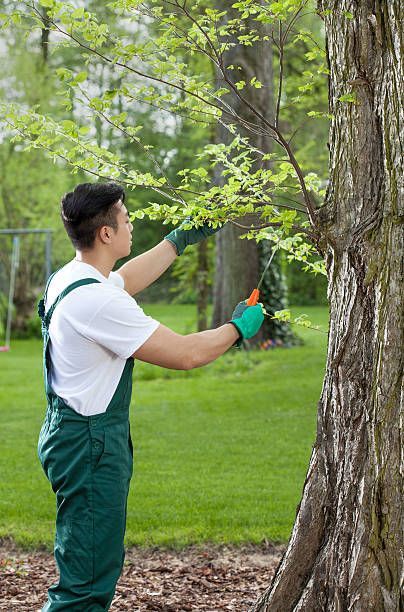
[61,182,125,250]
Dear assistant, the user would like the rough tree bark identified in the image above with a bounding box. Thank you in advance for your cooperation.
[252,2,403,610]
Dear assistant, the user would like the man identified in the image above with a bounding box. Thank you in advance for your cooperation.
[37,182,264,610]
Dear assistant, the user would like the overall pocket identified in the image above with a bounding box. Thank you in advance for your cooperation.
[90,429,106,471]
[37,416,49,467]
[37,410,63,476]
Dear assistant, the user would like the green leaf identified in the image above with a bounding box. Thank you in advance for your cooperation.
[338,92,357,103]
[110,112,128,125]
[56,68,73,82]
[190,167,208,179]
[72,7,85,19]
[273,309,291,323]
[104,89,118,101]
[61,119,76,132]
[250,76,263,88]
[131,210,145,219]
[74,71,87,83]
[307,111,333,120]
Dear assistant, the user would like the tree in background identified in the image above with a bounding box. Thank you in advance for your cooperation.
[0,9,74,332]
[211,0,296,348]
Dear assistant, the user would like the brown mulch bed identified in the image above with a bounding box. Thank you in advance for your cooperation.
[0,540,283,611]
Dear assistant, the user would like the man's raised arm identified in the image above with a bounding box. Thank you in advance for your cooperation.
[117,240,177,296]
[117,218,221,296]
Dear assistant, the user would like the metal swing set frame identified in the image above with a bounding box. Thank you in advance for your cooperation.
[0,228,53,352]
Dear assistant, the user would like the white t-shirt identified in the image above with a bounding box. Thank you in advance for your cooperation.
[45,260,159,416]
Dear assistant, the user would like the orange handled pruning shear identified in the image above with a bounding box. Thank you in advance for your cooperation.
[246,246,277,306]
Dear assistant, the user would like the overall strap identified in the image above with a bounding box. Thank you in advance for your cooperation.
[42,278,101,329]
[37,269,60,321]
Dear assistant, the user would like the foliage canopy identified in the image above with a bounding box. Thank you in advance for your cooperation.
[0,0,334,278]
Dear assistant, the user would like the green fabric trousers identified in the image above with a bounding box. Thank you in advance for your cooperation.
[37,276,134,611]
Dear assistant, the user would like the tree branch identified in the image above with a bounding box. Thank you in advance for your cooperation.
[229,219,312,238]
[29,5,231,119]
[275,21,284,129]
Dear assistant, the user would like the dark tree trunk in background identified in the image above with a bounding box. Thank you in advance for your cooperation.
[196,240,209,331]
[252,2,403,609]
[3,12,52,333]
[212,3,295,347]
[213,219,260,325]
[40,10,50,65]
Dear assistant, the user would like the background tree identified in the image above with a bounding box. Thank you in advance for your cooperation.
[211,0,296,348]
[0,9,74,333]
[210,1,262,335]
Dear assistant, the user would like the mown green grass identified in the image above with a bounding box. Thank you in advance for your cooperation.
[0,304,328,550]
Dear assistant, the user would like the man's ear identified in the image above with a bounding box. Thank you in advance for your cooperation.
[98,225,112,244]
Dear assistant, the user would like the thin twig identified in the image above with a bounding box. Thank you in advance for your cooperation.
[265,314,328,334]
[281,3,307,46]
[124,92,218,125]
[174,0,222,66]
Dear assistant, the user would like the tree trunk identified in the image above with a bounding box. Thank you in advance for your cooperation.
[211,45,262,327]
[196,240,209,331]
[213,218,260,324]
[252,2,403,610]
[40,10,50,65]
[212,2,294,347]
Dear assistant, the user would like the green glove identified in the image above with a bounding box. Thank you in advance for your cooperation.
[164,219,220,255]
[229,300,264,345]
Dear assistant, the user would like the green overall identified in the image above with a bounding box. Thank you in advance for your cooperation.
[37,276,134,611]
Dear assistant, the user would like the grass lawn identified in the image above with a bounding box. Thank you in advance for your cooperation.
[0,304,328,550]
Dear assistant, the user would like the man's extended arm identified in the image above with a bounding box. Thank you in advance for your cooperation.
[133,302,265,369]
[133,323,240,370]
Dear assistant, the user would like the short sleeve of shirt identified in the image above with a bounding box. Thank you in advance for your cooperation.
[108,271,125,289]
[83,289,159,359]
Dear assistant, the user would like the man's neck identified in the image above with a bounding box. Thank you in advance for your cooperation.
[74,251,115,279]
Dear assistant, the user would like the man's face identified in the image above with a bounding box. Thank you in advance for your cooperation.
[112,200,133,258]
